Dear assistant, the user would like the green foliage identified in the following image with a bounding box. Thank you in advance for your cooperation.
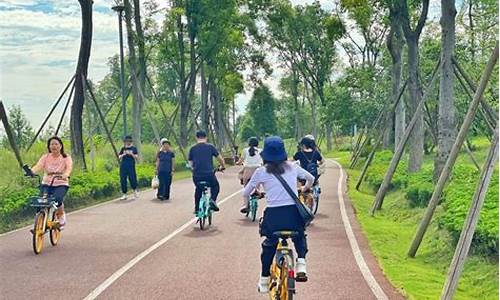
[360,147,499,256]
[0,164,156,232]
[2,105,34,149]
[334,150,498,300]
[241,84,277,140]
[440,165,499,256]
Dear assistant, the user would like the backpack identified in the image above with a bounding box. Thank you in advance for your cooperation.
[302,151,318,177]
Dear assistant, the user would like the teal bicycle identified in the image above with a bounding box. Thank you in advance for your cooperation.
[246,191,264,222]
[192,166,224,230]
[196,181,213,230]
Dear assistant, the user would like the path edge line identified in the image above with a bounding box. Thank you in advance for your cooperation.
[328,159,389,300]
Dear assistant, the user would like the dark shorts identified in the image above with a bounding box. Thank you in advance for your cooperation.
[40,185,69,207]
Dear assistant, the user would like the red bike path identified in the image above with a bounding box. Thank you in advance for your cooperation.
[0,160,404,300]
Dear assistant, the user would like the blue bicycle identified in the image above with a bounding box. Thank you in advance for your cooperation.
[246,191,265,222]
[189,165,224,230]
[196,181,213,230]
[311,182,321,215]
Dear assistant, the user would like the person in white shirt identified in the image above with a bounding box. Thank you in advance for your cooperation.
[237,137,263,213]
[242,136,314,293]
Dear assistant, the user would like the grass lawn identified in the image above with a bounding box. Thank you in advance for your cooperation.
[326,150,498,300]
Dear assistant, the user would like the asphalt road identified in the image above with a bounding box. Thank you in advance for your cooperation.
[0,160,404,300]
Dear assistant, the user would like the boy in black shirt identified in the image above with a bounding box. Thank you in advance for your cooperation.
[119,135,139,200]
[188,131,226,214]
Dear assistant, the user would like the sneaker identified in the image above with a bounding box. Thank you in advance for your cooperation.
[296,258,308,282]
[120,194,127,200]
[133,190,139,199]
[209,200,220,212]
[58,214,66,230]
[240,206,249,214]
[257,276,269,293]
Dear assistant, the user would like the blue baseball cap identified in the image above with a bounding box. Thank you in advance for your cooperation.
[261,136,287,162]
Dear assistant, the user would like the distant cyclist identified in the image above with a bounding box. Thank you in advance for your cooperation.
[293,136,324,185]
[188,130,226,214]
[237,137,263,214]
[25,136,73,229]
[242,136,314,292]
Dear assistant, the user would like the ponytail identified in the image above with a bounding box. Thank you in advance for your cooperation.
[249,146,256,157]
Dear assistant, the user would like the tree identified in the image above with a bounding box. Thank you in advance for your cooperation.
[264,1,345,149]
[70,0,93,169]
[124,0,144,158]
[1,105,34,149]
[434,0,457,179]
[245,85,277,138]
[397,0,430,172]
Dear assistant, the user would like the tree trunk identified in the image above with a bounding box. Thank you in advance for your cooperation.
[292,68,300,141]
[406,36,424,172]
[133,0,146,93]
[70,0,92,170]
[200,63,209,132]
[176,6,189,148]
[124,0,143,159]
[387,13,405,150]
[434,0,457,179]
[326,124,333,151]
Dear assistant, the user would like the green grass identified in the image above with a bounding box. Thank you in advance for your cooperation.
[327,150,499,300]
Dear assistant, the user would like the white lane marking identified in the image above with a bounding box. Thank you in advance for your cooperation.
[328,159,389,300]
[83,189,242,300]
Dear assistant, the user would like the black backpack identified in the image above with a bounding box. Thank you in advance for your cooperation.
[302,151,318,176]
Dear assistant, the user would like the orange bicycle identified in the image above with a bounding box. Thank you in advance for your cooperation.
[28,175,63,254]
[268,231,298,300]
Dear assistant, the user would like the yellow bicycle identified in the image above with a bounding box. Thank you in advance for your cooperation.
[268,231,297,300]
[29,176,62,255]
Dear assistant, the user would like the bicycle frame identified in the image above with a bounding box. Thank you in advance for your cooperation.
[269,232,296,300]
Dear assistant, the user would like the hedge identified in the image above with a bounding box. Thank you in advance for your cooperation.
[0,164,156,232]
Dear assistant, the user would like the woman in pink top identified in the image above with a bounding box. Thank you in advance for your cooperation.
[30,136,73,228]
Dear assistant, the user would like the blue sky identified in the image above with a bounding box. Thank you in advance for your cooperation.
[0,0,440,133]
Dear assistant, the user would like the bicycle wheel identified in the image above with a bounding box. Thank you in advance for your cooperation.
[32,211,45,255]
[313,196,319,215]
[278,259,289,300]
[269,262,280,300]
[251,203,257,222]
[49,211,61,246]
[208,211,212,226]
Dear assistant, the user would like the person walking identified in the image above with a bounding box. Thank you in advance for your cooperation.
[119,135,139,200]
[156,138,175,200]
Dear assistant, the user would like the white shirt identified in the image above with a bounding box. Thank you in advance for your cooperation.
[242,147,263,167]
[243,162,315,208]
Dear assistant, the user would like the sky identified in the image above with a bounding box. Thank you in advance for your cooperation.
[0,0,439,132]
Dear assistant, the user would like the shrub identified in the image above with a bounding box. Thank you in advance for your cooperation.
[406,182,434,208]
[439,165,499,256]
[0,164,158,232]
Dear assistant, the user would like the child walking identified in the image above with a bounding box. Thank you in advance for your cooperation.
[156,138,175,200]
[119,135,139,200]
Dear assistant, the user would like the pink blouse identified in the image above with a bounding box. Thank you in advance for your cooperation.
[36,153,73,186]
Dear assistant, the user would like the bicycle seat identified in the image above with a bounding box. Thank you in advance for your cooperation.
[272,231,298,239]
[197,181,210,190]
